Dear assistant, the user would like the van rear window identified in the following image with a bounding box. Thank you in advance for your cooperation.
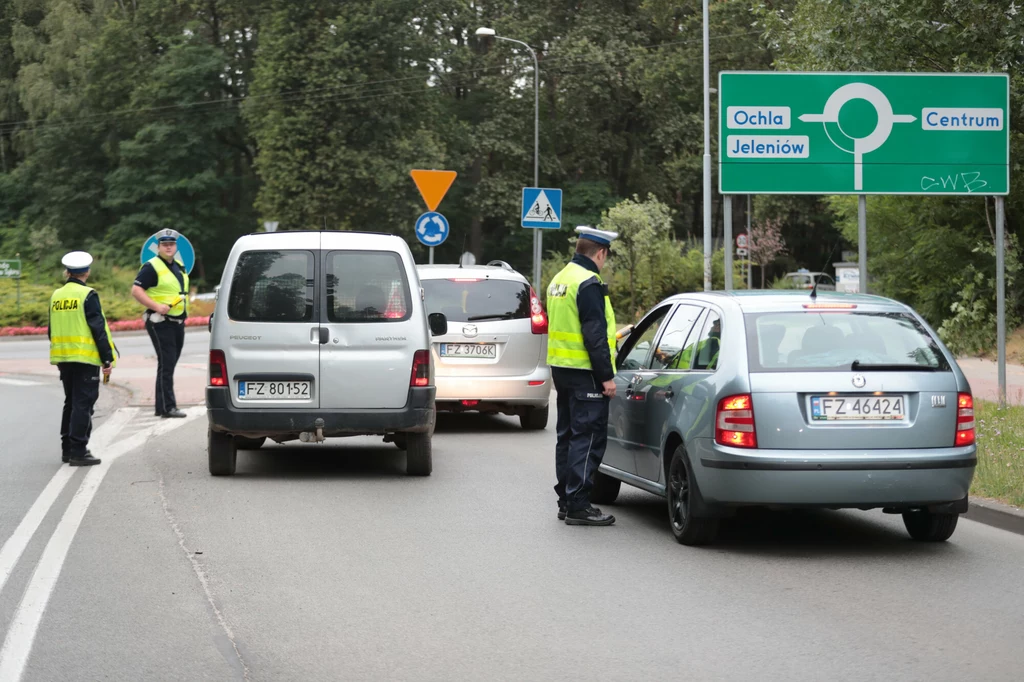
[228,250,314,323]
[745,311,950,372]
[327,251,411,323]
[421,278,530,322]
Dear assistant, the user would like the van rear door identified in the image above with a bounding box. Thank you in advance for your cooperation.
[223,242,320,409]
[318,248,418,409]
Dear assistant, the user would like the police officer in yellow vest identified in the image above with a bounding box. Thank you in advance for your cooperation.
[547,226,619,526]
[49,251,118,466]
[131,229,188,418]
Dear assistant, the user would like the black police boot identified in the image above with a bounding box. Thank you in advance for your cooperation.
[68,452,101,467]
[62,451,70,463]
[558,503,567,521]
[161,408,187,419]
[565,506,616,526]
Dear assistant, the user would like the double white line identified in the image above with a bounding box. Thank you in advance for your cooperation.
[0,406,203,681]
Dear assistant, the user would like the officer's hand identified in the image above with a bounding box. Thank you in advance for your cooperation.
[156,304,171,315]
[602,380,616,398]
[102,365,112,378]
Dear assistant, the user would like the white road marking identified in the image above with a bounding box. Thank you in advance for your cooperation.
[0,408,135,597]
[0,406,203,682]
[0,379,43,387]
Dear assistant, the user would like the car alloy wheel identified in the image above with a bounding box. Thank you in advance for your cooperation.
[668,455,689,533]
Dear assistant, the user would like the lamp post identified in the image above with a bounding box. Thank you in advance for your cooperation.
[476,27,542,291]
[702,0,712,291]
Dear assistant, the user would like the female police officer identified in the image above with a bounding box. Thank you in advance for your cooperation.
[131,229,188,418]
[546,226,619,526]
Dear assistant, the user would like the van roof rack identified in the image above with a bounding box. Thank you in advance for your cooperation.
[486,260,516,273]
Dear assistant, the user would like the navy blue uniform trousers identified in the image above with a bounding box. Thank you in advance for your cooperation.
[58,363,100,459]
[553,366,610,513]
[146,316,184,415]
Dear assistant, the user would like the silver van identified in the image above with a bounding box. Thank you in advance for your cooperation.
[206,231,447,477]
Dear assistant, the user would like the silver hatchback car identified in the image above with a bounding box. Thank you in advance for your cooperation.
[418,261,551,429]
[596,291,976,545]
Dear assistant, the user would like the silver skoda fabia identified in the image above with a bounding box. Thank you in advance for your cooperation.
[595,291,977,545]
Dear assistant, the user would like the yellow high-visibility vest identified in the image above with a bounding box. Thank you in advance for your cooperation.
[147,256,189,317]
[546,262,616,370]
[49,282,117,367]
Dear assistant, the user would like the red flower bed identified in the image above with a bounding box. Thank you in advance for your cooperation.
[0,317,210,337]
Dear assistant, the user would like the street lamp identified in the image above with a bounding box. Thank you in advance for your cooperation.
[702,0,712,291]
[476,26,542,292]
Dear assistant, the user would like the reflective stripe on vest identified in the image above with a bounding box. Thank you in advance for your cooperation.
[49,282,118,367]
[147,256,189,317]
[545,262,617,370]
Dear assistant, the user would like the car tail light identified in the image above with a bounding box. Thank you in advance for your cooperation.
[529,287,548,334]
[461,400,479,407]
[956,392,975,446]
[715,394,757,448]
[209,350,228,387]
[411,350,431,387]
[528,380,545,386]
[802,303,857,309]
[448,278,482,282]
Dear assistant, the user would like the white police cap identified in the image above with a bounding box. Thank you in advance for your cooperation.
[157,228,180,242]
[61,251,93,273]
[575,225,619,246]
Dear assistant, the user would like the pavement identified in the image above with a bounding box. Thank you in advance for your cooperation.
[0,330,209,410]
[956,356,1024,406]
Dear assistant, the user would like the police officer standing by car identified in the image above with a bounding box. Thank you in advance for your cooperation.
[131,229,188,418]
[49,251,118,466]
[546,226,619,526]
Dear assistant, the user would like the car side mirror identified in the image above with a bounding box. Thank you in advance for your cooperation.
[428,312,448,336]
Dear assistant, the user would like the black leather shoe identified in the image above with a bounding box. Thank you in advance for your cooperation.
[557,504,567,521]
[565,506,616,526]
[63,449,91,464]
[161,409,187,418]
[68,453,101,467]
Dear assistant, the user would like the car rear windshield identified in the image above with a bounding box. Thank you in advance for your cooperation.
[745,311,951,372]
[421,278,530,323]
[228,250,314,323]
[327,251,411,323]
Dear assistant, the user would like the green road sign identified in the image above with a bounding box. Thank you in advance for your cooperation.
[718,72,1009,195]
[0,259,21,278]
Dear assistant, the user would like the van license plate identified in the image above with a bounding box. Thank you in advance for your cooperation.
[440,343,497,358]
[238,381,311,400]
[810,395,906,421]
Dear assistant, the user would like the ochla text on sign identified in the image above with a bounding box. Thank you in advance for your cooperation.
[718,72,1009,195]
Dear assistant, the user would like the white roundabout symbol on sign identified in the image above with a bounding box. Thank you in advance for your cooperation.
[799,83,917,190]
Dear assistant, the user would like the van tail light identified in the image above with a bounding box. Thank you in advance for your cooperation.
[956,392,975,446]
[715,394,757,448]
[411,350,431,387]
[529,287,548,334]
[209,350,228,387]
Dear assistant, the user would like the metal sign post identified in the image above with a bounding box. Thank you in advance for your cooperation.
[996,196,1007,407]
[723,196,733,290]
[1,258,23,315]
[858,196,868,294]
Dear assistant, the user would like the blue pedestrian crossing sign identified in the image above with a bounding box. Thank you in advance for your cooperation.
[140,232,196,274]
[415,211,450,246]
[521,187,562,229]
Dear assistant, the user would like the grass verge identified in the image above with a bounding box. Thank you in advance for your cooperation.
[973,400,1024,508]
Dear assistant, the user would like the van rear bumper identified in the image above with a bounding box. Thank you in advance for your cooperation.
[206,387,435,437]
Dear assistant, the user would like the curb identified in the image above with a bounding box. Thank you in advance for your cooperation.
[965,497,1024,536]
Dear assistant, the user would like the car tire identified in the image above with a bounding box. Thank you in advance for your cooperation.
[406,432,432,476]
[666,445,719,545]
[590,471,621,504]
[209,428,237,476]
[902,510,959,542]
[235,436,266,450]
[520,405,549,430]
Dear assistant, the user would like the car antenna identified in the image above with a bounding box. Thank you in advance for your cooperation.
[810,240,842,301]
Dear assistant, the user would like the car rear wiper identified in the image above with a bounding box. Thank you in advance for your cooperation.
[466,313,516,321]
[850,360,938,372]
